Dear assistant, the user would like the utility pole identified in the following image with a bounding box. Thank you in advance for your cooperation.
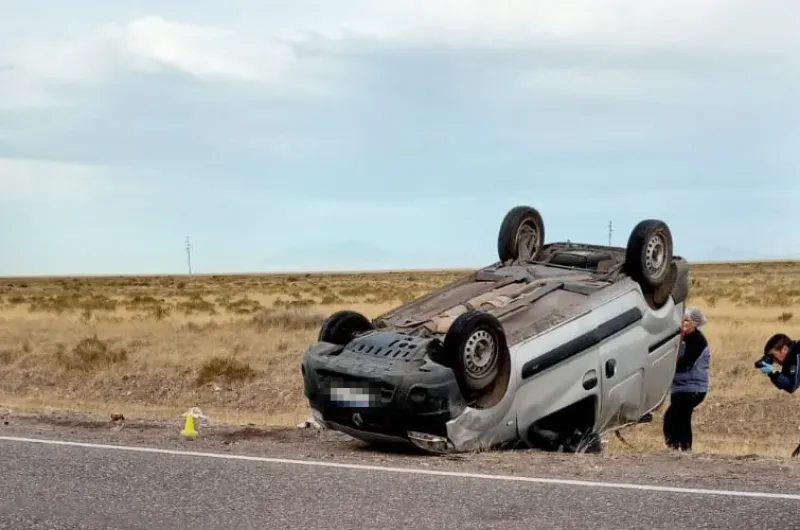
[185,236,193,275]
[607,220,614,246]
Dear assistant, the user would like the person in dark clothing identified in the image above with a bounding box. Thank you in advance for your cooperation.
[759,334,800,457]
[759,334,800,394]
[663,308,711,452]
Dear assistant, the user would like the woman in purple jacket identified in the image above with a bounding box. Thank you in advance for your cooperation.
[662,307,711,452]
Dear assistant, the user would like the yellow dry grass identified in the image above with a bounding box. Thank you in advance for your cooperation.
[1,262,799,457]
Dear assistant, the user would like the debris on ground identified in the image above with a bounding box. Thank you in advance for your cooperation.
[109,413,125,431]
[297,418,322,429]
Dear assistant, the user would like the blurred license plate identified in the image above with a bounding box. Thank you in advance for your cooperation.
[328,384,374,408]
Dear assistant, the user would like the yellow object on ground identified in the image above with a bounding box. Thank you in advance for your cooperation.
[180,413,198,439]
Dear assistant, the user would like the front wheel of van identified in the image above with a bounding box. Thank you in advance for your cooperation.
[443,310,508,394]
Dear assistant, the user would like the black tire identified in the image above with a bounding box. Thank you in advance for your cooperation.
[624,220,674,288]
[318,310,374,345]
[442,310,507,393]
[497,206,545,263]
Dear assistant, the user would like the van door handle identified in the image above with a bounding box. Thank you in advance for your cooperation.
[605,359,617,378]
[582,370,598,390]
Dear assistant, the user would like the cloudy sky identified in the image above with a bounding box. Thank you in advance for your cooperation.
[1,1,798,275]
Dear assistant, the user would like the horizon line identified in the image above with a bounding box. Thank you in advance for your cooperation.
[2,257,799,280]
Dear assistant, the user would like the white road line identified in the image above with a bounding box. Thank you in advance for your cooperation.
[1,435,799,501]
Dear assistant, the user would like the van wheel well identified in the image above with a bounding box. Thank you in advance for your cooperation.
[526,396,599,452]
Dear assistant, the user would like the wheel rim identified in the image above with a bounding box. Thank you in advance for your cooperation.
[645,233,667,278]
[463,330,497,379]
[515,220,540,260]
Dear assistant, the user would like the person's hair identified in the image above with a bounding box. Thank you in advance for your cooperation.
[764,333,792,355]
[684,307,707,330]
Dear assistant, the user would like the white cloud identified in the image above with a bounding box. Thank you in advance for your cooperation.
[0,1,797,198]
[1,15,297,109]
[3,0,797,98]
[13,16,292,83]
[120,16,295,82]
[0,157,133,202]
[355,0,799,54]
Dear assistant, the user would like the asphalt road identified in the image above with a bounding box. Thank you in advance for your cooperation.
[1,436,798,530]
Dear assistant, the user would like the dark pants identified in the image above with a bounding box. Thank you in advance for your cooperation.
[663,391,706,451]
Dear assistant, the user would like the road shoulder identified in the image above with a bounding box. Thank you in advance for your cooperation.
[2,407,799,494]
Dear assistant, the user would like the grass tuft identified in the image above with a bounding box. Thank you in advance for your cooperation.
[196,355,257,387]
[58,334,128,371]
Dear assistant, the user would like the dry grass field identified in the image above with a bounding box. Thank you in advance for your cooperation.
[2,261,800,457]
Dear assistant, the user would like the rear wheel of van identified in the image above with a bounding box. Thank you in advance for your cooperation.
[318,310,374,345]
[497,206,545,263]
[442,310,508,395]
[624,219,674,288]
